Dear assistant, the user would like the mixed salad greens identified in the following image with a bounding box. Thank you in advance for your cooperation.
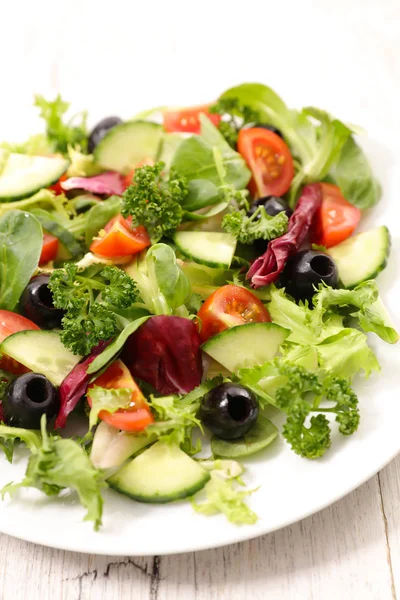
[0,84,397,530]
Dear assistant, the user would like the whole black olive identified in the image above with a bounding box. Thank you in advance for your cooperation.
[19,274,64,329]
[248,196,293,220]
[3,373,59,429]
[88,116,123,153]
[247,196,293,255]
[280,249,339,302]
[199,383,259,440]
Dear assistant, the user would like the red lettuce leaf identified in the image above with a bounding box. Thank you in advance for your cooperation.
[122,316,203,395]
[55,340,109,429]
[247,183,323,288]
[61,171,125,195]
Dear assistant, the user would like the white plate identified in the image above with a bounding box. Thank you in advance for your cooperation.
[0,0,399,556]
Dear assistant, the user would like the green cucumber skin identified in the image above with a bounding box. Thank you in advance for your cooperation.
[0,163,68,202]
[108,474,210,504]
[327,226,390,288]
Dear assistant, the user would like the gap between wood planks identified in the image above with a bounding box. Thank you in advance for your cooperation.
[378,472,397,600]
[66,556,161,600]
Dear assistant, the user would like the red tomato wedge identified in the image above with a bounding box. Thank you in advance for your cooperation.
[163,104,221,134]
[197,285,270,343]
[90,215,150,258]
[39,233,59,265]
[237,128,294,198]
[0,311,40,374]
[311,183,361,248]
[87,359,154,432]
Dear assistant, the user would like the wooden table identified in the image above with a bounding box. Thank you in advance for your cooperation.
[1,456,400,599]
[1,0,399,597]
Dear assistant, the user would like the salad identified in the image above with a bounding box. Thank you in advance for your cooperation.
[0,83,397,530]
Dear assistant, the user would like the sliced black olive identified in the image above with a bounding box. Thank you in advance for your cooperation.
[88,116,123,153]
[199,383,259,440]
[19,274,64,329]
[3,373,59,429]
[280,249,339,302]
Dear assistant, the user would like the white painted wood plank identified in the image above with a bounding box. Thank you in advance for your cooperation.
[376,455,400,597]
[0,537,155,600]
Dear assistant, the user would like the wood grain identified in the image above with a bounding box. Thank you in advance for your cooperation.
[0,474,396,600]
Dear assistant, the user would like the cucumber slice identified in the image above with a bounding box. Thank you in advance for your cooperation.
[0,150,69,202]
[108,441,210,503]
[91,421,155,470]
[202,322,289,373]
[0,330,81,386]
[0,150,68,201]
[327,226,390,288]
[93,121,163,175]
[173,231,236,268]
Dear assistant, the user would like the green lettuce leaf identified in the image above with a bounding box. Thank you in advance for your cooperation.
[191,470,258,525]
[0,423,41,463]
[315,281,399,344]
[171,115,250,190]
[332,137,382,209]
[124,244,191,316]
[67,146,103,178]
[268,286,381,379]
[268,287,323,344]
[1,417,104,529]
[316,329,380,378]
[34,94,88,154]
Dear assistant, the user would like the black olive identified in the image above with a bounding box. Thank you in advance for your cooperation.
[88,116,123,153]
[199,383,259,440]
[247,196,292,255]
[19,274,64,329]
[255,124,284,138]
[248,196,293,219]
[3,373,59,429]
[280,249,339,302]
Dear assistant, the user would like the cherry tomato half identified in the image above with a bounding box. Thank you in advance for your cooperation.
[39,233,59,265]
[311,183,361,248]
[0,311,40,374]
[163,104,221,134]
[87,359,154,432]
[197,285,270,343]
[237,128,294,198]
[90,215,150,258]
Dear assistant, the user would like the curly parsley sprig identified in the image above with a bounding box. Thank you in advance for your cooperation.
[222,206,288,244]
[49,264,138,356]
[122,162,188,243]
